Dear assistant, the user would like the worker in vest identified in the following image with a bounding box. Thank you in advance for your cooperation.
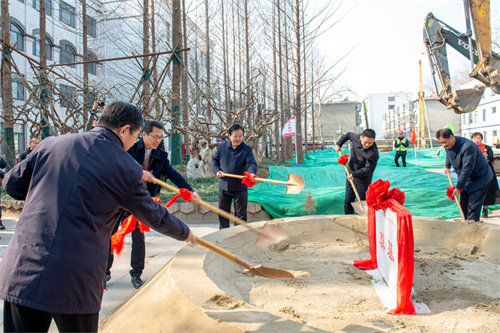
[394,130,409,167]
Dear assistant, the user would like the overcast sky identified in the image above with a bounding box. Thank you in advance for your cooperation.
[317,0,500,99]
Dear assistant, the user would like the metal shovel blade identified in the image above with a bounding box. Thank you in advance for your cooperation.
[449,86,485,114]
[351,200,368,215]
[244,265,295,280]
[285,174,305,194]
[255,223,290,249]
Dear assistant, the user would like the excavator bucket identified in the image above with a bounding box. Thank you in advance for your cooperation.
[447,86,485,114]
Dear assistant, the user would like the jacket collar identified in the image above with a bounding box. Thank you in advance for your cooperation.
[134,137,162,160]
[91,126,123,148]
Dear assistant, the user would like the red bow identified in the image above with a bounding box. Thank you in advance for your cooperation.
[446,186,456,200]
[111,197,160,255]
[241,171,257,188]
[166,188,193,207]
[337,153,350,165]
[366,179,405,211]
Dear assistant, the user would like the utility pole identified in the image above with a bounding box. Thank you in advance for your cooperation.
[1,0,16,169]
[82,0,90,124]
[170,0,182,165]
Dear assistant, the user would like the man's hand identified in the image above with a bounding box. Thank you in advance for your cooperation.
[142,170,155,183]
[335,145,341,154]
[452,187,460,198]
[347,174,353,181]
[190,192,201,204]
[443,167,451,174]
[184,229,196,244]
[92,101,99,111]
[216,171,224,178]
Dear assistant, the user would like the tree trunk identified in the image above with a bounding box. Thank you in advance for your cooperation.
[277,0,286,162]
[142,0,151,111]
[181,0,190,155]
[205,0,212,121]
[39,0,50,138]
[302,5,307,156]
[1,0,16,169]
[294,0,304,164]
[82,0,90,123]
[171,0,183,165]
[244,0,252,131]
[151,0,161,118]
[272,0,280,161]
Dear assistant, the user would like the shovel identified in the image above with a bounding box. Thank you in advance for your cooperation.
[341,165,368,215]
[220,172,305,194]
[195,236,295,279]
[445,171,467,222]
[153,177,289,249]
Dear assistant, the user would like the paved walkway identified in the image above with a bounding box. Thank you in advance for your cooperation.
[0,217,219,332]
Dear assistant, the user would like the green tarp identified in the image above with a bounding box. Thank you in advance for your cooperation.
[248,149,498,219]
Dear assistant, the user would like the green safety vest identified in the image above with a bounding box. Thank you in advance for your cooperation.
[396,138,407,152]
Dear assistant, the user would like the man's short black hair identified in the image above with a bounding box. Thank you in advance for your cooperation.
[229,123,245,135]
[361,128,376,139]
[98,101,144,132]
[436,128,454,139]
[142,119,164,134]
[471,132,483,140]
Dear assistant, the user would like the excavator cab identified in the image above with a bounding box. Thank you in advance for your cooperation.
[423,0,500,114]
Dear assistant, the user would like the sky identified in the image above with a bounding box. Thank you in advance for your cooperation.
[317,0,500,100]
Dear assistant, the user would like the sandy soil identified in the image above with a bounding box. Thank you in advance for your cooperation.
[203,216,500,332]
[102,215,500,333]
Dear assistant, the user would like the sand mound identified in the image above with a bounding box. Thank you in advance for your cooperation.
[101,215,500,333]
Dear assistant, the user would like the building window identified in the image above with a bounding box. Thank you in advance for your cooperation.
[388,96,395,102]
[469,113,473,124]
[462,114,466,125]
[12,74,25,100]
[33,0,53,16]
[0,123,26,155]
[87,54,96,75]
[86,16,97,37]
[483,109,486,121]
[33,34,53,61]
[473,111,478,123]
[10,23,24,51]
[60,44,76,67]
[388,105,395,110]
[59,2,76,28]
[493,106,497,114]
[59,84,76,107]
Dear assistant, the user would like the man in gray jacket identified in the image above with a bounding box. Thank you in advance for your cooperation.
[0,102,195,332]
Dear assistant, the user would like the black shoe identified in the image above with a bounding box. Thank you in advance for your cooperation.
[0,221,5,230]
[131,277,144,289]
[106,274,111,282]
[482,209,488,218]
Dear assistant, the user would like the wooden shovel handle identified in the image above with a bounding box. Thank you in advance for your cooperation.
[153,177,260,237]
[342,165,362,202]
[195,236,253,269]
[220,172,294,186]
[445,171,466,222]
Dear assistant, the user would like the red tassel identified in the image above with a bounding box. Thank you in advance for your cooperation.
[166,188,193,208]
[446,186,456,200]
[337,153,350,165]
[241,171,257,188]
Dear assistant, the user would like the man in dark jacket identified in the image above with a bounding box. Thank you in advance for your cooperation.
[335,129,380,214]
[437,128,493,221]
[18,137,40,162]
[212,124,257,229]
[0,102,195,332]
[394,130,409,167]
[107,119,200,289]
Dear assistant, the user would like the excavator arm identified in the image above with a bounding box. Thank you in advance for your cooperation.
[423,0,500,114]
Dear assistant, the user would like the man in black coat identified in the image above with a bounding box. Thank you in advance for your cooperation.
[437,128,493,221]
[107,119,200,289]
[212,124,257,229]
[0,102,195,332]
[335,129,380,214]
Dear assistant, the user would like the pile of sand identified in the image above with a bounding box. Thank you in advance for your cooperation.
[102,215,500,333]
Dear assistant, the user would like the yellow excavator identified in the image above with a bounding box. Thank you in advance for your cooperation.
[423,0,500,114]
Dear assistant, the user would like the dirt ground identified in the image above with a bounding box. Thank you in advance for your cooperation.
[102,215,500,333]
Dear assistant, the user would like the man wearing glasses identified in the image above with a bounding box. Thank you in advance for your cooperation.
[107,119,200,289]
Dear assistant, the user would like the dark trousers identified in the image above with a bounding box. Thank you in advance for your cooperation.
[460,186,489,221]
[344,180,369,215]
[218,189,248,229]
[394,153,407,167]
[3,301,98,333]
[107,216,145,279]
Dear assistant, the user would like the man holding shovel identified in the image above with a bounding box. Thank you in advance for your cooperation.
[437,128,492,222]
[335,129,379,215]
[0,102,195,332]
[212,124,257,229]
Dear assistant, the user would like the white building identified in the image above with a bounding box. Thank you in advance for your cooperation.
[2,0,208,155]
[459,84,500,146]
[362,92,414,139]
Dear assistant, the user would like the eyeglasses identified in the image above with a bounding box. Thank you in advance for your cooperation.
[148,133,163,141]
[130,129,140,143]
